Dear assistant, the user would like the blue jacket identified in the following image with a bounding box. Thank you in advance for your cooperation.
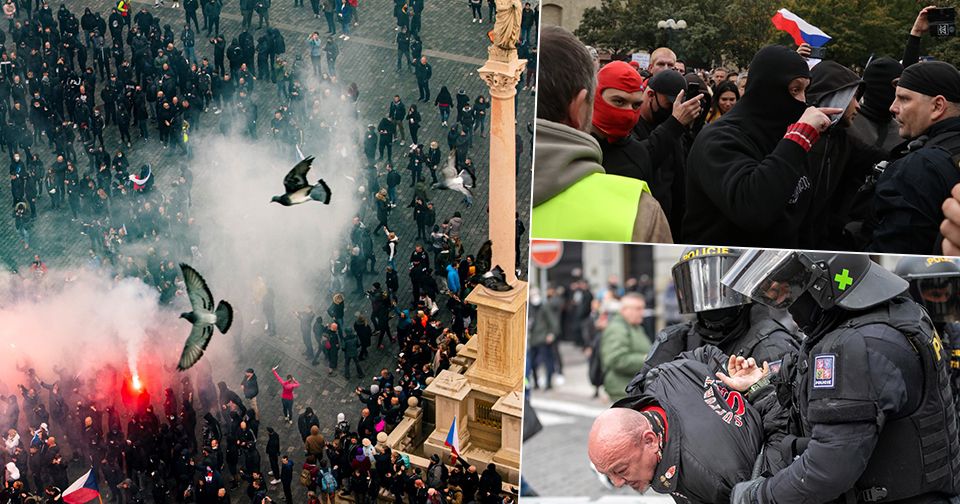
[446,264,460,294]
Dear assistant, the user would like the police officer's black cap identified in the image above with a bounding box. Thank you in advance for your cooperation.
[647,70,687,102]
[896,61,960,103]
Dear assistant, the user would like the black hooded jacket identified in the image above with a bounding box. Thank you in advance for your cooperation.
[798,60,864,249]
[683,46,811,247]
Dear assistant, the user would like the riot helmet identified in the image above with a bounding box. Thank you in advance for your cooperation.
[894,256,960,324]
[722,250,907,312]
[672,246,751,314]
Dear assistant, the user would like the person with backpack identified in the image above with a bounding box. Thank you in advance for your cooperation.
[300,454,320,494]
[318,459,338,504]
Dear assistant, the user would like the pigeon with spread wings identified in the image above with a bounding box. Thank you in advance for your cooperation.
[177,264,233,371]
[271,156,332,206]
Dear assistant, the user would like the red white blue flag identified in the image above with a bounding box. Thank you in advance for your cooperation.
[60,468,102,504]
[444,416,461,460]
[771,8,832,47]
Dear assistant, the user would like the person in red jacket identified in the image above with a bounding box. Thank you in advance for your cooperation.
[272,366,300,424]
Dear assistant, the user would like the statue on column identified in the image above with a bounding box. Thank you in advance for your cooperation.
[493,0,522,51]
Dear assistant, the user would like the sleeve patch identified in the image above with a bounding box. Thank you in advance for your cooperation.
[813,354,836,389]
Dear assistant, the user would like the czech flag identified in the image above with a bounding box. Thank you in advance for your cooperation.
[444,416,461,462]
[771,8,831,47]
[60,469,102,504]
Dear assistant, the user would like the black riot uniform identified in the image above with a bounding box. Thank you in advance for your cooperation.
[896,256,960,426]
[614,345,767,504]
[724,251,960,504]
[638,247,800,388]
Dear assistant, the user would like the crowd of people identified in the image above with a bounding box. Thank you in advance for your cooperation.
[532,7,960,255]
[1,0,537,501]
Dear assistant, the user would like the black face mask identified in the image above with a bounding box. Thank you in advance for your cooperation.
[788,291,825,336]
[650,94,672,125]
[697,305,746,331]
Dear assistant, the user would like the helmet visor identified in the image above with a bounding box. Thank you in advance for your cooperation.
[721,250,815,309]
[672,254,750,314]
[915,277,960,323]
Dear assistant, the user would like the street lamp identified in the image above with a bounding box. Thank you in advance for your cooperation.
[657,18,687,51]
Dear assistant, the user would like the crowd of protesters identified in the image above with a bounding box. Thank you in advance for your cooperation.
[533,7,960,255]
[1,0,536,501]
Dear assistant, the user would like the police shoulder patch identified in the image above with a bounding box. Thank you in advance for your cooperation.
[812,354,836,389]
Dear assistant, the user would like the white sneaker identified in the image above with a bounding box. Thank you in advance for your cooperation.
[554,374,566,386]
[342,35,349,40]
[268,471,274,476]
[270,479,281,485]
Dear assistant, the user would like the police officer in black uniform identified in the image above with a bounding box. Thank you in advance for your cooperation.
[720,250,960,504]
[588,345,773,504]
[896,255,960,423]
[636,246,800,389]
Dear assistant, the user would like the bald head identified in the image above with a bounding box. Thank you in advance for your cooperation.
[587,408,660,493]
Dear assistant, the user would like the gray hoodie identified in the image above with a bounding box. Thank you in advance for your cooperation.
[532,118,673,243]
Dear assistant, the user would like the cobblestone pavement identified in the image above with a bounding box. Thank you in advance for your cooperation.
[0,0,536,500]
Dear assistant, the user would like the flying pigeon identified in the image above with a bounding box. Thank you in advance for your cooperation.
[177,264,233,371]
[431,150,473,206]
[271,156,333,206]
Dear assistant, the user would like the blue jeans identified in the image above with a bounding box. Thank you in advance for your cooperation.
[387,185,396,204]
[281,398,293,420]
[439,107,450,124]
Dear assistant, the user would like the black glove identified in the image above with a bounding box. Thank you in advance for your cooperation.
[730,477,765,504]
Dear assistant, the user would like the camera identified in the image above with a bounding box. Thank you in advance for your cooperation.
[928,7,956,38]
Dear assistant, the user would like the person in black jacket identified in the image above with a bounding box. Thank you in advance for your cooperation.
[280,455,294,503]
[867,60,960,254]
[240,369,259,418]
[265,427,281,484]
[722,250,960,504]
[297,407,320,442]
[396,26,411,72]
[682,45,839,248]
[415,56,432,102]
[378,115,395,163]
[637,246,800,388]
[588,345,773,503]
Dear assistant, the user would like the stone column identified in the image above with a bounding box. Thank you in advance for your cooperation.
[478,45,526,284]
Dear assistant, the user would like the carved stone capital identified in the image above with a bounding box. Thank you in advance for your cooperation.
[478,58,527,99]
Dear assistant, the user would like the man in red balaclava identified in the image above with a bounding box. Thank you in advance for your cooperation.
[589,61,656,191]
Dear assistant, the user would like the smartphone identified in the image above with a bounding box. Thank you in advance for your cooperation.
[808,46,827,60]
[928,7,957,38]
[686,82,701,100]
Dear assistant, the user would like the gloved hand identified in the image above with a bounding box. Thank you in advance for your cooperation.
[730,477,765,504]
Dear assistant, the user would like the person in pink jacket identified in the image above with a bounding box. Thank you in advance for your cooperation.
[272,365,300,424]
